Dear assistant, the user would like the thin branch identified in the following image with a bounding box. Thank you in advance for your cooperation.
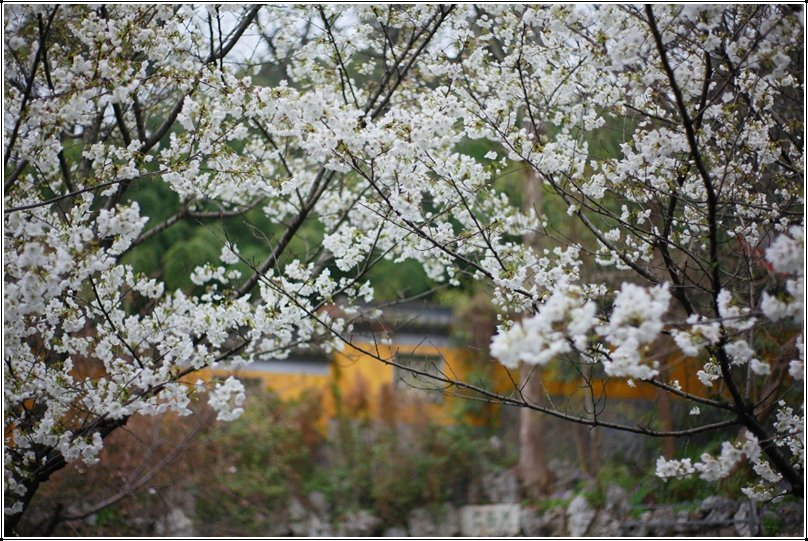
[262,269,742,438]
[206,5,261,64]
[4,7,58,168]
[4,159,29,191]
[234,169,335,297]
[318,7,359,108]
[58,426,203,522]
[4,169,167,215]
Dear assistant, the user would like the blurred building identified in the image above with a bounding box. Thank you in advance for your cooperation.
[203,302,706,430]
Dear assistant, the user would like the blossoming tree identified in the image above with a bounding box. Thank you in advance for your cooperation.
[3,4,803,530]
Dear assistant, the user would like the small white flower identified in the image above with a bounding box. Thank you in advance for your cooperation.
[208,377,246,422]
[220,243,240,265]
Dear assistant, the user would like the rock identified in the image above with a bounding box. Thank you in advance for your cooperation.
[263,516,292,537]
[519,506,543,536]
[699,495,737,524]
[155,508,194,537]
[647,505,675,537]
[547,459,582,491]
[760,500,805,536]
[586,485,628,537]
[408,505,460,537]
[288,499,308,536]
[718,525,737,536]
[673,509,692,534]
[540,505,567,537]
[589,509,621,537]
[127,517,155,535]
[335,509,381,536]
[481,468,520,503]
[288,497,307,523]
[308,491,330,517]
[733,502,759,536]
[567,494,596,537]
[305,515,333,537]
[255,508,293,537]
[288,493,334,537]
[604,484,629,518]
[289,519,307,537]
[383,525,408,537]
[697,496,738,538]
[620,511,650,537]
[549,488,575,502]
[459,504,520,536]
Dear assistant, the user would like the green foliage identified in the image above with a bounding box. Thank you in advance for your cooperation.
[112,113,588,307]
[194,390,322,536]
[162,230,222,291]
[188,385,510,531]
[312,423,462,523]
[580,462,646,512]
[363,258,435,301]
[121,177,331,297]
[368,424,483,523]
[302,398,510,526]
[537,496,573,514]
[94,506,124,529]
[761,512,782,535]
[583,446,758,515]
[457,137,496,162]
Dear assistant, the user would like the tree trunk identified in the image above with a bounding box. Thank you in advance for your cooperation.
[657,386,676,459]
[517,362,555,498]
[516,147,556,498]
[582,366,602,476]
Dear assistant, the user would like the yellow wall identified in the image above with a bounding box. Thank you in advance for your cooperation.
[329,341,473,425]
[204,342,709,426]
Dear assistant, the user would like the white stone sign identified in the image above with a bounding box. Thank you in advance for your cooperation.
[460,504,521,537]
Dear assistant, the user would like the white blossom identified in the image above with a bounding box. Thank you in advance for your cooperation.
[208,377,246,422]
[220,243,241,265]
[599,283,670,379]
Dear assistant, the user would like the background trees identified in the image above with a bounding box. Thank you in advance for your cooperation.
[3,4,803,532]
